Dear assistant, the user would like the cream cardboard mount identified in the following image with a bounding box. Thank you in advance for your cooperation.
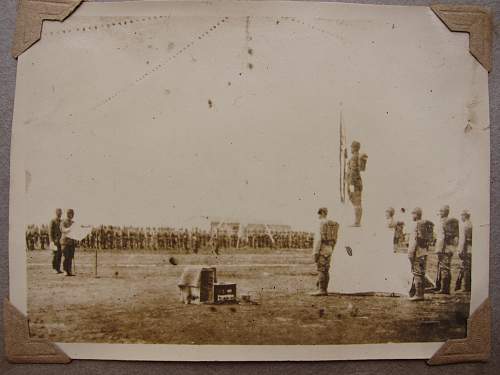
[6,0,493,365]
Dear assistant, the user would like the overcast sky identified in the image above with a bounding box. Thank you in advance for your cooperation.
[14,2,489,232]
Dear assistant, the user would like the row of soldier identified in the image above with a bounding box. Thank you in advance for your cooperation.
[309,205,472,299]
[27,224,314,252]
[390,205,472,301]
[26,224,50,250]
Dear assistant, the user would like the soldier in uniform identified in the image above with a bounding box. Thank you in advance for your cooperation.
[433,205,458,294]
[33,225,40,249]
[346,141,367,227]
[60,209,77,276]
[385,207,405,248]
[183,229,190,253]
[26,226,32,250]
[39,225,48,249]
[408,207,432,301]
[310,207,338,296]
[49,208,63,273]
[456,210,473,292]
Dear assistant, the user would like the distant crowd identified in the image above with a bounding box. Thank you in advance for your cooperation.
[26,224,314,252]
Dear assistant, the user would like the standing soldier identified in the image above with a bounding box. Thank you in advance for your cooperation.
[60,209,77,276]
[26,226,32,250]
[122,227,129,249]
[408,207,433,301]
[346,141,368,227]
[183,229,190,253]
[99,225,106,249]
[49,208,63,274]
[105,226,112,249]
[456,210,473,292]
[213,229,221,255]
[39,225,48,249]
[90,227,97,249]
[310,207,338,296]
[433,205,458,294]
[193,229,201,254]
[33,225,40,249]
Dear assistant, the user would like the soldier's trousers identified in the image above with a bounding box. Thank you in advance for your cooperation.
[316,253,332,292]
[52,243,62,271]
[411,255,427,298]
[435,251,453,294]
[456,252,472,292]
[62,242,76,274]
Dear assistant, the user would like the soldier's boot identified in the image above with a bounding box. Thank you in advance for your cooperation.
[323,273,330,294]
[309,273,328,296]
[434,271,451,294]
[441,274,451,294]
[409,277,425,301]
[464,271,472,292]
[455,271,463,291]
[431,268,442,293]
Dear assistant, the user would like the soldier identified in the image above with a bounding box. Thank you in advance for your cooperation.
[49,208,63,274]
[39,225,48,249]
[138,227,144,249]
[385,207,405,248]
[89,227,97,249]
[27,225,36,250]
[456,210,473,292]
[60,209,77,276]
[32,225,40,249]
[433,205,458,295]
[25,226,31,250]
[213,229,221,255]
[346,141,367,227]
[408,207,433,301]
[310,207,339,296]
[98,225,105,249]
[182,229,190,252]
[192,229,201,254]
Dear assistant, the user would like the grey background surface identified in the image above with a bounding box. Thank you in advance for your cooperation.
[0,0,498,374]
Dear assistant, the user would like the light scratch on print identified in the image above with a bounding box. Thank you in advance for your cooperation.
[92,16,230,110]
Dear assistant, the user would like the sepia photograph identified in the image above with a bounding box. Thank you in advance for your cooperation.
[8,0,490,361]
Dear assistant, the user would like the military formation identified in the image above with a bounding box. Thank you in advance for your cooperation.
[309,205,473,299]
[26,224,314,253]
[26,224,50,250]
[392,205,472,300]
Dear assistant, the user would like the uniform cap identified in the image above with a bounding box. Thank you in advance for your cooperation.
[317,207,328,215]
[351,141,361,150]
[411,207,422,215]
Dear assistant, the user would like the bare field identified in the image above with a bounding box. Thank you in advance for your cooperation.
[27,248,469,344]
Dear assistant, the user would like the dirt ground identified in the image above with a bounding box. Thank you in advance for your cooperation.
[27,247,470,344]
